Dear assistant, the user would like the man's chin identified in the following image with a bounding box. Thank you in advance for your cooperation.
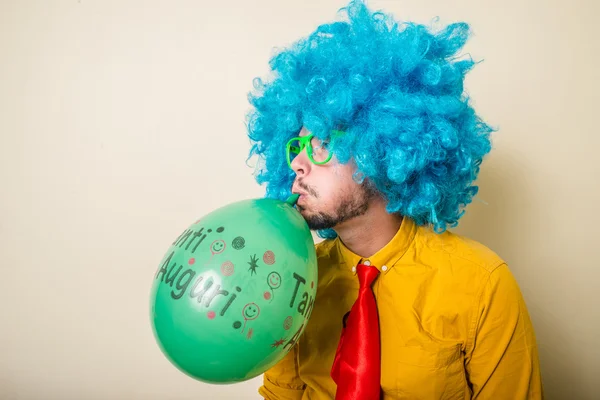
[297,206,314,220]
[297,210,338,231]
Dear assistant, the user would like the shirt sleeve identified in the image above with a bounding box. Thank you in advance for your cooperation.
[465,263,545,399]
[258,344,306,400]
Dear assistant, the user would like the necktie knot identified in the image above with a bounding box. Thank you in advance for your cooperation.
[357,263,379,288]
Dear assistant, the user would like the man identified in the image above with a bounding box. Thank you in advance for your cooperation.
[245,1,544,399]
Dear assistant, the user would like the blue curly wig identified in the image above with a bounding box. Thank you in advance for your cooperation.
[245,0,495,239]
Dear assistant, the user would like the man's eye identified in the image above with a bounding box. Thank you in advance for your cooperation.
[316,141,330,151]
[312,139,328,149]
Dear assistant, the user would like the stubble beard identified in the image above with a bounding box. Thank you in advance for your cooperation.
[296,181,378,231]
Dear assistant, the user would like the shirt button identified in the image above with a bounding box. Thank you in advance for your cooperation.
[382,265,388,271]
[351,266,356,272]
[363,260,371,266]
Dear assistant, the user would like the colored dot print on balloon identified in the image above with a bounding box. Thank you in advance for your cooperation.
[263,291,271,300]
[232,236,245,250]
[283,316,293,330]
[263,250,275,265]
[216,227,224,233]
[271,338,286,348]
[311,281,314,289]
[204,239,226,265]
[207,311,216,320]
[221,261,234,276]
[247,328,254,340]
[233,321,242,329]
[241,303,260,333]
[188,258,196,265]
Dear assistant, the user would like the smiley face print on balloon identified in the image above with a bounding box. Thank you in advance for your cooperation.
[241,302,260,333]
[205,239,226,265]
[264,272,282,302]
[212,240,225,253]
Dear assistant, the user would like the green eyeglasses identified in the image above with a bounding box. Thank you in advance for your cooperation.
[285,130,344,169]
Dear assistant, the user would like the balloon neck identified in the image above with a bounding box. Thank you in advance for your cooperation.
[285,193,300,206]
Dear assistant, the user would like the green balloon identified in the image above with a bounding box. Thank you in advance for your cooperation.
[149,195,318,384]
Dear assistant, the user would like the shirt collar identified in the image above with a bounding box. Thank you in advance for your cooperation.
[334,217,417,274]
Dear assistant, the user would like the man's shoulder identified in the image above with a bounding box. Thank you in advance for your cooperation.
[416,226,506,274]
[314,238,336,256]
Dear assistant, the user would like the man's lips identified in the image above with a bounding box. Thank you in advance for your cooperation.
[292,185,308,197]
[292,188,308,207]
[295,193,307,204]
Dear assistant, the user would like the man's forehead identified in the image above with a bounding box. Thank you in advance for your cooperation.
[298,127,310,137]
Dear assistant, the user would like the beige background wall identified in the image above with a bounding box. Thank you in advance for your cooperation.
[1,0,598,399]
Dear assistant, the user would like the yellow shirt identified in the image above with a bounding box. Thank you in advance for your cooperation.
[258,217,544,399]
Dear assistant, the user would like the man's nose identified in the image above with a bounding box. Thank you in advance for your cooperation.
[291,148,311,176]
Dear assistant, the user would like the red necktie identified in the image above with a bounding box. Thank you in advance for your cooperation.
[331,264,382,400]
